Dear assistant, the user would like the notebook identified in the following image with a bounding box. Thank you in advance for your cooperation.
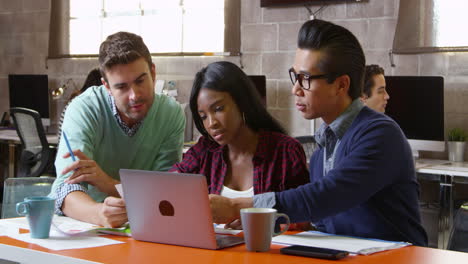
[119,169,244,250]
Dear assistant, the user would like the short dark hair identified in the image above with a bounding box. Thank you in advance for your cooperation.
[190,61,286,139]
[98,32,152,82]
[297,19,365,100]
[363,64,385,97]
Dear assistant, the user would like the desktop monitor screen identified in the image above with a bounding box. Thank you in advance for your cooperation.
[8,74,50,120]
[248,75,266,106]
[384,76,444,153]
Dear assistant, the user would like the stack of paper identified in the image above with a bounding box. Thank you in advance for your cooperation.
[213,224,243,235]
[7,232,124,251]
[0,216,98,236]
[272,231,410,255]
[2,215,132,237]
[0,216,126,251]
[96,225,131,237]
[0,243,101,264]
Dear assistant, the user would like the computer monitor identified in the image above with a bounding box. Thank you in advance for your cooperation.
[248,75,266,106]
[8,74,50,127]
[384,76,445,158]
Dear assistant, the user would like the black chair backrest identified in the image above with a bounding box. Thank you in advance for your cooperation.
[447,204,468,252]
[9,107,53,177]
[295,135,318,163]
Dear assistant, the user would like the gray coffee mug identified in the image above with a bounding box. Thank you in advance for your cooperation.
[16,196,55,239]
[240,208,290,252]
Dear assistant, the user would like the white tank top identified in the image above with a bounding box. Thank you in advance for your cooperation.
[220,185,254,199]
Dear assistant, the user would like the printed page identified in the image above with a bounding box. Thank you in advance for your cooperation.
[272,231,410,255]
[0,243,102,264]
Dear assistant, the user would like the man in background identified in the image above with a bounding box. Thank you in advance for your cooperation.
[361,64,389,113]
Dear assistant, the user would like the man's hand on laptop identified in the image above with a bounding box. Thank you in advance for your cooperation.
[98,196,128,228]
[62,150,120,197]
[209,194,253,224]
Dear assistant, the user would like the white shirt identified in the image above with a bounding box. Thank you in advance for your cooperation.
[220,185,254,199]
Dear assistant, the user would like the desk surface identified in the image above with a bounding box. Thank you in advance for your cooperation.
[1,235,468,264]
[416,159,468,177]
[0,129,58,145]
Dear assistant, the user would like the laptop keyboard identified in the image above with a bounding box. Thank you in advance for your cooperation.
[215,234,244,249]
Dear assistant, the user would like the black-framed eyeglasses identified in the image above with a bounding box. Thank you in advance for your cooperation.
[288,67,328,90]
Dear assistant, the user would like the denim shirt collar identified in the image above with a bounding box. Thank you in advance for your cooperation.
[315,99,364,148]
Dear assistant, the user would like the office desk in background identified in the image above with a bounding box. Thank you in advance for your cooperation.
[1,233,468,264]
[0,129,58,178]
[416,159,468,249]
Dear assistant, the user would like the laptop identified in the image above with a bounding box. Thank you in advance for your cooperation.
[119,169,244,250]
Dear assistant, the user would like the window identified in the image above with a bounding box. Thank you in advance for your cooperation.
[434,0,467,47]
[49,0,239,57]
[393,0,468,54]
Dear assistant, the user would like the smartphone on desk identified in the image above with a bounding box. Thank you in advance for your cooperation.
[280,245,349,260]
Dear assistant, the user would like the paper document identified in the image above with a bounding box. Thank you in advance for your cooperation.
[1,216,126,250]
[7,232,124,251]
[0,217,30,230]
[51,215,101,235]
[0,243,102,264]
[213,224,243,235]
[96,224,131,237]
[115,183,124,199]
[272,231,410,255]
[0,221,19,236]
[1,216,99,235]
[2,215,130,237]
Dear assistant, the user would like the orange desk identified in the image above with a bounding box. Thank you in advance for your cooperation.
[1,235,468,264]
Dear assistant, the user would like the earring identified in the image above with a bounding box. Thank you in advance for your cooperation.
[242,112,246,124]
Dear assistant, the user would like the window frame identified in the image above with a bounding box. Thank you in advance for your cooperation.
[48,0,240,58]
[393,0,468,54]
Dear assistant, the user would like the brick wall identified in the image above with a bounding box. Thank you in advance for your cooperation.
[1,0,467,159]
[240,0,468,159]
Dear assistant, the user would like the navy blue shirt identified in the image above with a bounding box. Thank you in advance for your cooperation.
[274,106,428,246]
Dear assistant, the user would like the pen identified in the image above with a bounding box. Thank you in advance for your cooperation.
[63,131,76,162]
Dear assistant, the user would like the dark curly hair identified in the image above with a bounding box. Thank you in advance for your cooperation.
[363,64,385,97]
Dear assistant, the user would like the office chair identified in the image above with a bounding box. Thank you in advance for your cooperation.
[447,203,468,252]
[295,135,318,163]
[9,107,56,178]
[1,176,55,218]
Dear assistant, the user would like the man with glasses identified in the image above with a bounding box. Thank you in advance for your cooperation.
[208,19,427,246]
